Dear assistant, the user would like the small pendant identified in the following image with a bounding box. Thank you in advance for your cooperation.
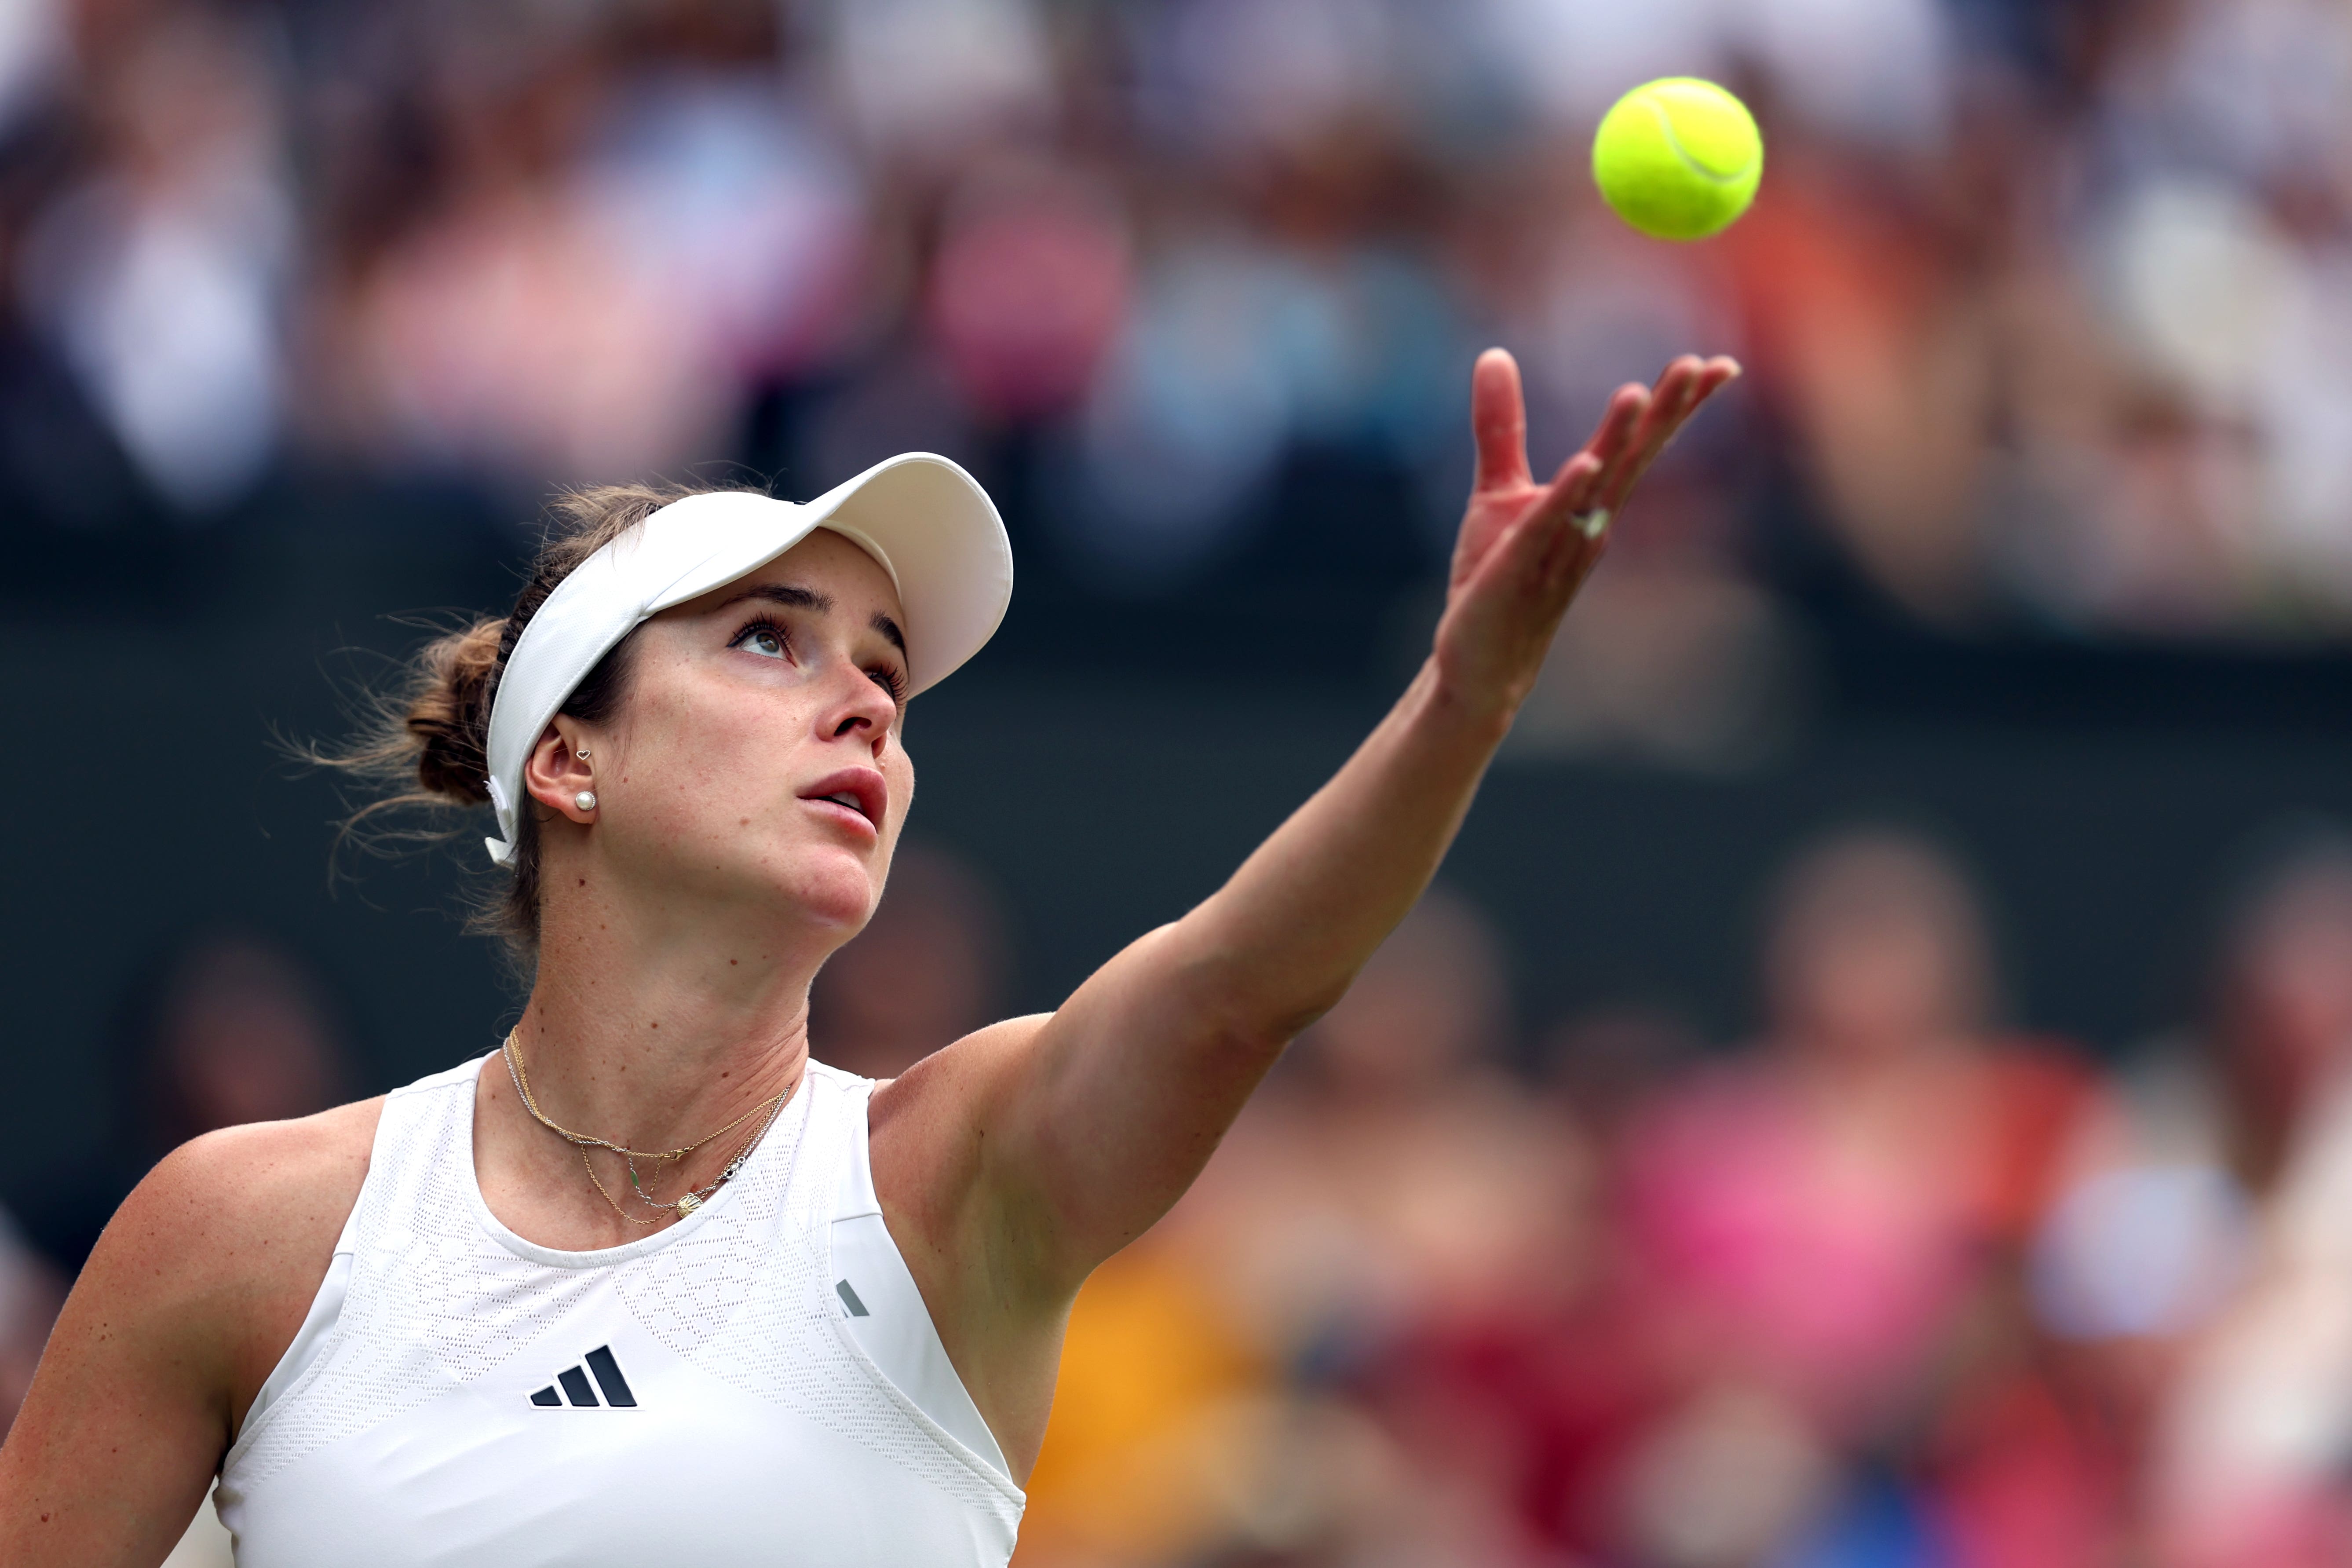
[675,1193,702,1217]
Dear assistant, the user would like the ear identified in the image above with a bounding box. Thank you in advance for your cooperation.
[522,723,598,823]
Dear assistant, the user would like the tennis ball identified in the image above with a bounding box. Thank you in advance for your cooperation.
[1592,78,1763,242]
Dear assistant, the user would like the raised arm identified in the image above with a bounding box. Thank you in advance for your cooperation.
[881,347,1737,1374]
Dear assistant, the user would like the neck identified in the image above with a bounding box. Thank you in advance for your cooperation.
[512,873,838,1151]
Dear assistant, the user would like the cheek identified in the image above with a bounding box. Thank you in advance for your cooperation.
[621,690,804,831]
[886,751,916,822]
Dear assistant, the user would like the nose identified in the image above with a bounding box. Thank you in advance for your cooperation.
[821,663,900,757]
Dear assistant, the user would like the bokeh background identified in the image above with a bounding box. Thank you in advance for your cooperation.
[8,0,2352,1564]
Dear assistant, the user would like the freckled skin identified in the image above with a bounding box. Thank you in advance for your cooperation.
[0,351,1740,1564]
[0,1102,383,1561]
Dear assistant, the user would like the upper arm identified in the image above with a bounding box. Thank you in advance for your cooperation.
[867,953,1289,1476]
[977,923,1295,1281]
[875,924,1289,1297]
[0,1100,378,1568]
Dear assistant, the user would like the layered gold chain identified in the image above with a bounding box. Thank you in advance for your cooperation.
[501,1028,793,1225]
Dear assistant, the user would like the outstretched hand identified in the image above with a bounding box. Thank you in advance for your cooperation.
[1433,347,1741,720]
[948,358,1738,1340]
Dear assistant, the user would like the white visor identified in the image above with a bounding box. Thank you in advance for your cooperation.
[480,453,1010,866]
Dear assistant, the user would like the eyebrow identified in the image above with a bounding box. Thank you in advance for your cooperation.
[720,582,906,657]
[723,582,829,615]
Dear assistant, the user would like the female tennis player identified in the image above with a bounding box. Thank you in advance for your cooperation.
[0,346,1735,1565]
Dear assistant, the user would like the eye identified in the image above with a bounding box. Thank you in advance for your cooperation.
[868,665,909,705]
[731,618,789,660]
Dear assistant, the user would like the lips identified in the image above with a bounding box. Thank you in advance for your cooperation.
[799,768,887,832]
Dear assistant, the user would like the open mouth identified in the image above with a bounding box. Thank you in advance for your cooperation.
[800,769,886,829]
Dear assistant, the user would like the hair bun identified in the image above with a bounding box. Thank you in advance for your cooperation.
[406,616,504,805]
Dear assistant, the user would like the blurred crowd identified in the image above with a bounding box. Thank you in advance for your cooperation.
[4,0,2352,668]
[14,0,2352,1562]
[1005,823,2352,1568]
[23,819,2352,1568]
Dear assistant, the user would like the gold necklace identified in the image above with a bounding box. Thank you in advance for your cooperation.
[579,1093,788,1226]
[502,1028,793,1222]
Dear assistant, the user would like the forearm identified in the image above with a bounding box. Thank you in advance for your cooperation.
[971,348,1735,1290]
[1168,656,1512,1043]
[990,657,1516,1281]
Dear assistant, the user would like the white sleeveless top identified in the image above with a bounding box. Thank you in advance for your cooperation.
[214,1054,1025,1565]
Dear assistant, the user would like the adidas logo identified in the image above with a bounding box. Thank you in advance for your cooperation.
[528,1345,639,1409]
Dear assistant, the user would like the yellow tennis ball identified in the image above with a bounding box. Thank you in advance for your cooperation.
[1592,78,1764,242]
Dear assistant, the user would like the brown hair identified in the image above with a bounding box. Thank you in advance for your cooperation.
[325,479,763,961]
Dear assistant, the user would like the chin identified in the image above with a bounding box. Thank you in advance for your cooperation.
[781,852,884,934]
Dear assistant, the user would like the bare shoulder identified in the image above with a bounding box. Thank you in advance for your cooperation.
[869,1015,1048,1120]
[91,1096,385,1421]
[112,1096,382,1284]
[867,1016,1049,1192]
[0,1100,385,1561]
[866,1016,1053,1247]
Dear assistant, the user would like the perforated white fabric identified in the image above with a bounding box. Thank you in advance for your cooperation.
[216,1054,1023,1566]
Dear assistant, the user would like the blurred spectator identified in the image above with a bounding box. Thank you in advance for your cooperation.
[928,159,1130,423]
[18,930,352,1277]
[1608,828,2096,1566]
[1481,0,1955,151]
[1019,887,1570,1567]
[1631,830,2002,1412]
[20,11,291,513]
[329,58,864,485]
[811,840,1008,1081]
[1009,1240,1266,1568]
[0,0,2336,639]
[809,0,1054,162]
[1053,235,1324,584]
[1542,1005,1706,1141]
[1190,886,1554,1376]
[2147,830,2352,1567]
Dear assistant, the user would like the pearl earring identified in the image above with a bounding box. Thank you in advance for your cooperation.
[574,791,598,813]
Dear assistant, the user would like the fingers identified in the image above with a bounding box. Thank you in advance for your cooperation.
[1479,458,1596,610]
[1601,362,1701,503]
[1512,451,1617,611]
[1474,347,1743,569]
[1523,382,1648,542]
[1542,450,1607,518]
[1579,383,1652,476]
[1598,355,1742,512]
[1493,449,1607,589]
[1463,351,1744,639]
[1470,347,1532,493]
[1636,357,1708,460]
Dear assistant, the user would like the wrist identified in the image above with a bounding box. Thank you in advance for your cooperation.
[1414,658,1520,749]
